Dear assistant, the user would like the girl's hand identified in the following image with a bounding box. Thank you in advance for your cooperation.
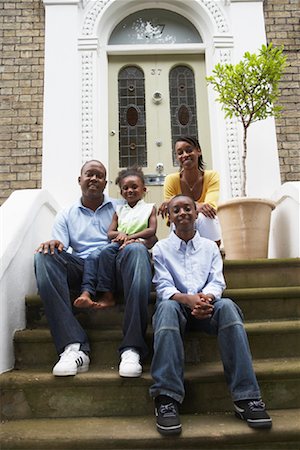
[112,232,128,244]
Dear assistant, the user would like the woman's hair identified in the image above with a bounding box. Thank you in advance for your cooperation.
[115,165,145,187]
[175,136,206,171]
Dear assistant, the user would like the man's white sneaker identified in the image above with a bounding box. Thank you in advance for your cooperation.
[52,343,90,376]
[119,348,142,377]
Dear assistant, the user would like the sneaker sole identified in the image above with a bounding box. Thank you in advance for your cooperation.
[53,364,89,377]
[119,369,142,378]
[156,423,182,436]
[234,411,272,429]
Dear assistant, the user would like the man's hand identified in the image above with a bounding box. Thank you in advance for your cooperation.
[35,240,64,255]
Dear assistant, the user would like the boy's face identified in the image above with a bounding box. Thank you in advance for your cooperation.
[120,175,146,207]
[168,196,197,231]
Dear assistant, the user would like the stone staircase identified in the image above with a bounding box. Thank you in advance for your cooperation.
[1,258,300,449]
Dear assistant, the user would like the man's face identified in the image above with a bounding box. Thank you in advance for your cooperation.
[168,196,197,231]
[78,161,107,199]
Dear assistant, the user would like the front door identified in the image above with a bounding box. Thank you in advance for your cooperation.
[108,54,211,238]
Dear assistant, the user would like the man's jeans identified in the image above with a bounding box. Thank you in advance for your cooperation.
[149,298,261,404]
[34,243,152,358]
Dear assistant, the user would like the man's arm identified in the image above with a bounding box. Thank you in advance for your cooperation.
[35,210,70,255]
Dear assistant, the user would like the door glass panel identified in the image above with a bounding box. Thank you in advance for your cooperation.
[109,9,202,45]
[118,66,147,167]
[169,65,199,165]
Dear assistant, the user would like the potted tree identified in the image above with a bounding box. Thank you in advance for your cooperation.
[207,43,286,259]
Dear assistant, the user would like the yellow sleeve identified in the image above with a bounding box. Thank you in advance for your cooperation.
[199,170,220,210]
[163,173,181,200]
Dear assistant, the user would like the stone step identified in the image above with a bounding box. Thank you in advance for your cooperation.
[1,409,299,450]
[13,320,300,368]
[1,358,299,421]
[223,258,300,288]
[25,285,300,329]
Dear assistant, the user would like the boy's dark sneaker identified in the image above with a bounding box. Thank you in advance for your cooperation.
[155,395,182,435]
[234,399,272,429]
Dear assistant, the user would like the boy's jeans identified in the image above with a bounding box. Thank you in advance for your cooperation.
[149,298,261,403]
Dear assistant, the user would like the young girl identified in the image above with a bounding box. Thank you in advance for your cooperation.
[74,166,157,309]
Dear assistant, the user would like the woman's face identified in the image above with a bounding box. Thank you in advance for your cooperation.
[175,140,201,170]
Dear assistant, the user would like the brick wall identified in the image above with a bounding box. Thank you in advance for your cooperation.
[0,1,299,205]
[263,0,300,182]
[0,1,44,205]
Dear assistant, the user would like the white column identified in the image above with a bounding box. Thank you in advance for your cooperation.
[42,0,81,206]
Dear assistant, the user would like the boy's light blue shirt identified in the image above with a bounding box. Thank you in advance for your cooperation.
[152,230,225,300]
[51,194,119,259]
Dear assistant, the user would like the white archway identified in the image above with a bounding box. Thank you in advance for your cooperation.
[78,0,241,197]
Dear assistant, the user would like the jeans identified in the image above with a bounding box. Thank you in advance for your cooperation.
[149,298,261,404]
[81,243,120,296]
[34,243,152,359]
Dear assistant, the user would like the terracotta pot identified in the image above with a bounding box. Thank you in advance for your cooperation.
[217,198,276,260]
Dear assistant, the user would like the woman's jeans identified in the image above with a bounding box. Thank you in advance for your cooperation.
[34,243,152,359]
[149,298,261,403]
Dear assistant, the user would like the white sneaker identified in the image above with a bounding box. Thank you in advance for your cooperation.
[52,343,90,376]
[119,348,142,377]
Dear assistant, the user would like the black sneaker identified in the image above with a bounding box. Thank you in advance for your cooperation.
[234,399,272,429]
[155,395,182,435]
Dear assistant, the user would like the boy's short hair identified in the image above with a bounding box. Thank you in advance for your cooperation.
[115,166,145,187]
[167,195,197,214]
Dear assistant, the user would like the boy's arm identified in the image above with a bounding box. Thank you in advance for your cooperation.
[202,245,226,298]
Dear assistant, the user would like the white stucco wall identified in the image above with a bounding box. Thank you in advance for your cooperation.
[0,190,59,373]
[41,0,280,206]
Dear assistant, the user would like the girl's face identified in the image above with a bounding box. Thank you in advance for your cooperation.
[120,175,146,206]
[175,140,201,170]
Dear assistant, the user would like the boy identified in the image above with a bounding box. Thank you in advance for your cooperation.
[149,194,272,435]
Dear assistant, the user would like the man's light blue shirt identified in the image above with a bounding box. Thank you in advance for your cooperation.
[52,194,119,259]
[152,231,225,300]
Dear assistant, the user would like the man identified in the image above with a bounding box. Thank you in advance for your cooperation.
[149,195,272,435]
[34,160,152,377]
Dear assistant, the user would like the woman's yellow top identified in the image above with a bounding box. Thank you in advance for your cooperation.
[163,170,220,210]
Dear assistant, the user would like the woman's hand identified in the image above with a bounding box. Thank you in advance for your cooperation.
[158,201,169,218]
[197,203,216,219]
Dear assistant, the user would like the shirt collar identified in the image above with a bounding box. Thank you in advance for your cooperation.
[169,229,202,251]
[123,199,145,209]
[77,193,115,211]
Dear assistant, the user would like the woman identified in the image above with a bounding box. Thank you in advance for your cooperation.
[158,136,221,245]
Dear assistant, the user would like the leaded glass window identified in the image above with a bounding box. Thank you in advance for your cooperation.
[169,65,199,165]
[118,66,147,168]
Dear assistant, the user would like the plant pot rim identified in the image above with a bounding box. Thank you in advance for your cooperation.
[218,197,276,211]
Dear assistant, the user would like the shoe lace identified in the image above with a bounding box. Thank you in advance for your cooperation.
[248,400,266,411]
[160,402,177,417]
